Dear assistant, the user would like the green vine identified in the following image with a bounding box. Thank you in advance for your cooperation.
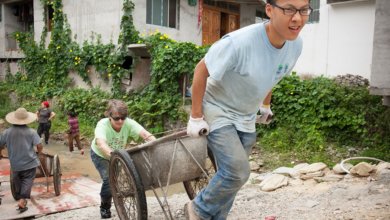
[13,0,140,97]
[126,33,208,132]
[10,0,208,132]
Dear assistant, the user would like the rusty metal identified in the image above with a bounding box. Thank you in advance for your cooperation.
[10,152,62,198]
[109,130,214,220]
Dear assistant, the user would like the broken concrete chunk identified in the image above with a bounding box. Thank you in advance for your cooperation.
[259,174,289,192]
[350,162,374,177]
[298,162,328,174]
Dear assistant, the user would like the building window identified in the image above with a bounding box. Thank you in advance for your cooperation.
[46,4,54,31]
[308,0,320,23]
[146,0,179,28]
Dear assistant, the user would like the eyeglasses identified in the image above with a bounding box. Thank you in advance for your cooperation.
[272,3,313,16]
[110,113,127,121]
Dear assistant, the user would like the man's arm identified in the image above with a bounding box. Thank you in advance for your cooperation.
[191,58,209,118]
[36,143,43,154]
[262,91,272,106]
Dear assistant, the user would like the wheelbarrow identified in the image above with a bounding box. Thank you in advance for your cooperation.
[109,130,216,220]
[10,152,62,199]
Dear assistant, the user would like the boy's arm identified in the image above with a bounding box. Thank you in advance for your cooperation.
[262,91,272,106]
[191,58,209,118]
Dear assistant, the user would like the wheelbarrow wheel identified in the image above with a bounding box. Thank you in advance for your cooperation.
[109,149,147,220]
[53,154,61,196]
[183,149,217,200]
[10,171,17,201]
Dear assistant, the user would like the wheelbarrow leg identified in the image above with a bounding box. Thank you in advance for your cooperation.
[38,162,49,193]
[150,186,174,220]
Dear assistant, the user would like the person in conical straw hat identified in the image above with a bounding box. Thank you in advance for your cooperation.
[0,107,43,213]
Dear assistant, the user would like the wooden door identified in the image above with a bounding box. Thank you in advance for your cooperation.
[202,7,221,46]
[227,14,239,33]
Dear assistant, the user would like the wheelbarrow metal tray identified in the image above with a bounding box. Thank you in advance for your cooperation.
[129,136,207,190]
[36,153,55,177]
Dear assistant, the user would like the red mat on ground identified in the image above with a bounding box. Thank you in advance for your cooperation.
[0,159,100,220]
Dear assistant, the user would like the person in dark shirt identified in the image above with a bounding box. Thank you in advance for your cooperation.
[0,107,43,213]
[36,101,56,145]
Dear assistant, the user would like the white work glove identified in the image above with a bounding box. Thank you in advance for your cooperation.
[187,116,210,137]
[256,104,273,124]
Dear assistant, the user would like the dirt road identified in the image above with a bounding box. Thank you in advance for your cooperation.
[36,168,390,220]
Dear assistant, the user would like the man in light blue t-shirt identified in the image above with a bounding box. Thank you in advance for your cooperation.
[185,0,311,219]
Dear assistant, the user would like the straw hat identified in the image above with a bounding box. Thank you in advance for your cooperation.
[5,108,36,125]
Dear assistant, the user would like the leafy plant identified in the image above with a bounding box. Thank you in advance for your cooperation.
[257,74,390,165]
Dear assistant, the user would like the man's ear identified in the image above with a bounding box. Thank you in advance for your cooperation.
[265,4,273,19]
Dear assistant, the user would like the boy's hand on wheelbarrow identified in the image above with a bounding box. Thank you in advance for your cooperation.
[187,116,209,137]
[256,104,273,125]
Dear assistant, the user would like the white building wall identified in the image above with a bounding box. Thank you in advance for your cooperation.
[32,0,202,46]
[33,0,123,45]
[295,0,376,79]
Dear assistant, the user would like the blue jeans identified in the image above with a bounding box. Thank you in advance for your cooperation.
[90,150,112,202]
[193,125,257,220]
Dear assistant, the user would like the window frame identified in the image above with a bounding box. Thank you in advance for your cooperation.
[146,0,179,29]
[308,0,320,23]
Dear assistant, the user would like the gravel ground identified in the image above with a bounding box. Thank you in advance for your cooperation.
[36,170,390,220]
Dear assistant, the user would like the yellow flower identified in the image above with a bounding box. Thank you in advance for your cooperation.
[165,45,169,49]
[195,46,199,49]
[108,73,112,77]
[16,33,19,37]
[163,34,169,38]
[69,49,73,52]
[137,40,142,44]
[56,46,61,49]
[160,36,164,40]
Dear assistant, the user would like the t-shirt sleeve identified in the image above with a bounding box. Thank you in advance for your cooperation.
[94,120,107,140]
[286,37,303,76]
[31,129,41,146]
[204,36,237,81]
[127,119,145,140]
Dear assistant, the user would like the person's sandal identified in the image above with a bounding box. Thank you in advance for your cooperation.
[17,200,28,213]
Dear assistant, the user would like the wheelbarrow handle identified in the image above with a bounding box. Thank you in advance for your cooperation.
[126,130,188,153]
